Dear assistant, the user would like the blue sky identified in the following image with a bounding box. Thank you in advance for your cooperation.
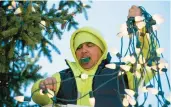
[28,1,170,106]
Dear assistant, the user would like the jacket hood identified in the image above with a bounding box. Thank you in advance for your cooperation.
[70,26,108,74]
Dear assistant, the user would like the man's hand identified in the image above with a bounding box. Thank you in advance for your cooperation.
[39,77,57,92]
[128,5,142,18]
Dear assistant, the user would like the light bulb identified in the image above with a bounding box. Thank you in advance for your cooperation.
[125,89,135,97]
[14,96,24,102]
[130,56,136,64]
[147,88,159,95]
[151,65,157,71]
[152,14,164,25]
[120,23,127,32]
[8,6,13,9]
[152,25,160,31]
[141,86,148,93]
[11,0,16,8]
[40,21,46,28]
[110,48,119,55]
[135,48,140,54]
[166,93,171,102]
[134,71,141,78]
[39,89,44,95]
[118,23,129,37]
[123,97,129,106]
[156,48,164,54]
[39,89,54,98]
[136,21,146,29]
[89,91,95,107]
[128,97,136,106]
[158,63,166,69]
[146,33,150,41]
[139,55,145,64]
[81,73,88,80]
[121,55,131,63]
[14,8,22,14]
[136,64,141,70]
[105,64,116,69]
[120,65,131,71]
[47,89,55,98]
[135,16,144,22]
[32,6,36,12]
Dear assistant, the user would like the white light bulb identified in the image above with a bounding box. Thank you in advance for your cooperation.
[118,23,129,37]
[158,63,166,69]
[120,65,131,71]
[136,21,146,29]
[146,33,150,41]
[120,23,127,32]
[11,0,16,8]
[135,48,141,54]
[152,14,164,25]
[81,73,88,80]
[39,89,44,95]
[40,20,46,28]
[141,86,148,93]
[14,96,24,102]
[166,93,171,102]
[134,71,141,78]
[121,55,131,63]
[8,6,13,9]
[151,65,157,71]
[47,89,55,98]
[152,25,160,31]
[105,64,116,69]
[123,97,129,107]
[14,8,22,14]
[135,16,144,21]
[110,48,119,55]
[125,89,135,97]
[147,88,159,95]
[32,6,36,12]
[89,97,95,107]
[136,64,141,70]
[128,97,136,106]
[130,56,136,64]
[139,55,145,64]
[156,48,164,54]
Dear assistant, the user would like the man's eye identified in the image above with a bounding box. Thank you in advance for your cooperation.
[77,45,82,50]
[87,43,94,47]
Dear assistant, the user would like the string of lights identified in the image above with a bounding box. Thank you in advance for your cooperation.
[14,6,171,107]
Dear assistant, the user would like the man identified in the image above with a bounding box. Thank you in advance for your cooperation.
[32,5,147,107]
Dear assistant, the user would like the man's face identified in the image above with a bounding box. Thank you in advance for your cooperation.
[75,42,103,70]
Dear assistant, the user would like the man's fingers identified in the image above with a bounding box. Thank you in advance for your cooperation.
[45,78,53,90]
[52,78,57,91]
[39,77,57,92]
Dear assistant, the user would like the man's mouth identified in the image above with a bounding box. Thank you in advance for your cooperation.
[80,57,91,64]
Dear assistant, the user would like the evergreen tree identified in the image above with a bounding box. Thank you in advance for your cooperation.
[0,1,91,106]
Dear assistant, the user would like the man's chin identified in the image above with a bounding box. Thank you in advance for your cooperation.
[81,63,94,70]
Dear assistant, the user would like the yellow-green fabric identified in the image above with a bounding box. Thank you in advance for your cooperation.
[70,26,108,105]
[74,32,105,52]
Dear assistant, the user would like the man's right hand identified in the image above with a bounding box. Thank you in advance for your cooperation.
[39,77,57,92]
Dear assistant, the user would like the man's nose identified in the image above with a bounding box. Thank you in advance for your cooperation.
[81,45,88,53]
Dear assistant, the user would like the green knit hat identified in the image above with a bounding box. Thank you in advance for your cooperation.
[74,32,105,52]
